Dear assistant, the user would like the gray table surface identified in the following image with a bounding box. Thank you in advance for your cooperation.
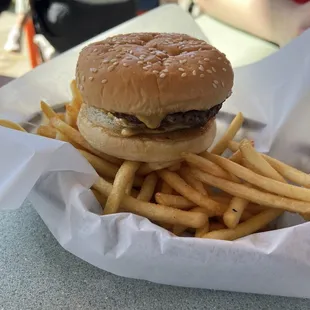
[1,5,310,310]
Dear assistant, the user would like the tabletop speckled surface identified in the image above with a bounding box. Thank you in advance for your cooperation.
[1,202,309,310]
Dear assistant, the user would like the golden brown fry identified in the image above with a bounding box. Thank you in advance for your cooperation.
[65,104,79,127]
[168,162,181,172]
[56,130,70,142]
[209,222,226,231]
[203,209,282,241]
[92,189,107,213]
[36,125,56,139]
[0,119,27,132]
[70,79,83,109]
[229,149,243,163]
[137,173,158,202]
[239,139,286,182]
[206,154,310,203]
[93,177,208,228]
[161,181,173,194]
[224,196,250,229]
[262,155,310,188]
[157,169,227,216]
[191,168,310,213]
[183,152,239,182]
[49,117,123,165]
[195,218,210,237]
[179,167,208,196]
[137,160,180,176]
[57,112,66,122]
[211,112,244,155]
[104,161,140,215]
[40,101,58,120]
[172,207,209,235]
[155,193,195,210]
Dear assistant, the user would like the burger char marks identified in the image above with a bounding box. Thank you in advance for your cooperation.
[113,103,222,130]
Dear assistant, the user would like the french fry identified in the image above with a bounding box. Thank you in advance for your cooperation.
[0,119,27,132]
[49,117,123,165]
[183,152,239,182]
[228,140,254,153]
[173,207,209,235]
[229,149,243,163]
[65,104,79,127]
[239,139,286,182]
[168,162,181,172]
[155,193,195,210]
[92,189,107,213]
[210,194,231,205]
[56,130,70,142]
[179,167,208,196]
[190,168,310,214]
[40,100,58,120]
[157,169,227,216]
[104,161,140,215]
[262,155,310,188]
[137,173,158,202]
[211,112,244,155]
[70,79,83,109]
[36,125,56,139]
[137,160,180,176]
[161,181,173,194]
[94,177,208,228]
[209,222,226,231]
[195,218,210,237]
[57,112,66,121]
[205,154,310,203]
[203,208,282,241]
[224,196,250,229]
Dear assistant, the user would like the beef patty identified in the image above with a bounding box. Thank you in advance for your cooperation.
[113,103,222,129]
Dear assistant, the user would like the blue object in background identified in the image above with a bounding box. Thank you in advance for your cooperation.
[137,0,159,10]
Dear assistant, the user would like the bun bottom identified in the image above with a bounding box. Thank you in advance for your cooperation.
[77,104,216,163]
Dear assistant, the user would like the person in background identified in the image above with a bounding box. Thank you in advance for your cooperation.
[30,0,137,55]
[4,0,29,52]
[194,0,310,46]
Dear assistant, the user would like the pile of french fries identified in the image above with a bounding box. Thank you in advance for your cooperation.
[1,80,310,241]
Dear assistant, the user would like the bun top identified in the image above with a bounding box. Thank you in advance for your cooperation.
[76,32,233,116]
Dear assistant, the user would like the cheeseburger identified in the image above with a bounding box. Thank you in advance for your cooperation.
[76,33,233,162]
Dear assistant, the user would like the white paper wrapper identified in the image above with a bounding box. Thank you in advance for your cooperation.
[1,26,310,298]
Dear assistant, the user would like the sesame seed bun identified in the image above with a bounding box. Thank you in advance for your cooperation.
[77,103,216,162]
[76,32,233,116]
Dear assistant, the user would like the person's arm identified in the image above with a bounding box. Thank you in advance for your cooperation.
[196,0,299,45]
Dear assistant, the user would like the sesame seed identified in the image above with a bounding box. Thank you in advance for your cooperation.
[89,77,94,81]
[178,68,185,72]
[110,59,117,63]
[108,66,114,72]
[190,55,195,58]
[200,74,205,78]
[198,60,203,65]
[179,59,187,64]
[151,51,157,55]
[221,81,225,87]
[93,48,98,52]
[160,73,166,78]
[222,68,227,71]
[213,83,217,88]
[143,67,148,70]
[199,65,204,72]
[101,79,108,84]
[90,68,98,73]
[103,60,109,64]
[163,69,168,73]
[82,75,85,82]
[153,70,159,74]
[181,73,187,77]
[129,50,133,54]
[123,63,129,67]
[137,61,143,65]
[218,57,222,60]
[113,62,119,66]
[213,80,219,84]
[207,69,212,74]
[204,58,210,61]
[147,61,152,65]
[212,67,216,72]
[140,55,146,59]
[79,85,84,91]
[192,70,197,76]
